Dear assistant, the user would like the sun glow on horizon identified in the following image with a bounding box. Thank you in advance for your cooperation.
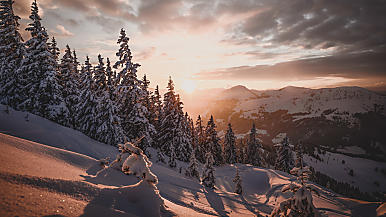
[181,79,197,94]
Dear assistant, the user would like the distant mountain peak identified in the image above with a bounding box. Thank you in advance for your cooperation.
[229,85,249,91]
[278,86,308,91]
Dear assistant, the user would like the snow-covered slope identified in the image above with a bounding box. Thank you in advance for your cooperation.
[0,104,384,216]
[304,150,386,193]
[0,132,165,217]
[0,104,116,160]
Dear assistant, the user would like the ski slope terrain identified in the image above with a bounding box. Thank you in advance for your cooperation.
[0,104,385,216]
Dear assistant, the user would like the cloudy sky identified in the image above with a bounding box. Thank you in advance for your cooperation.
[15,0,386,92]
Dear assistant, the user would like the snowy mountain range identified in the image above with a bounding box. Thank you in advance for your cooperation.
[185,85,386,160]
[1,104,385,217]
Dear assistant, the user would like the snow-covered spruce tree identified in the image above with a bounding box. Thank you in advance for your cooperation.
[114,28,154,150]
[205,115,223,165]
[93,54,107,94]
[48,36,59,63]
[151,85,162,135]
[125,97,155,152]
[168,142,177,168]
[247,123,262,166]
[233,168,242,194]
[158,77,179,156]
[94,57,124,145]
[58,44,79,127]
[156,148,166,164]
[185,148,200,180]
[271,149,319,217]
[236,139,246,164]
[195,115,206,163]
[76,56,98,137]
[173,96,192,162]
[295,142,304,168]
[202,151,216,189]
[72,49,79,71]
[18,0,67,121]
[142,74,157,131]
[187,114,196,146]
[274,136,295,173]
[0,0,25,107]
[224,123,237,164]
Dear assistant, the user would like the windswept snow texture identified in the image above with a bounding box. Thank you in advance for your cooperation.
[0,105,384,216]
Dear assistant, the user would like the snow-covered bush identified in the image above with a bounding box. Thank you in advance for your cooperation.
[271,148,319,217]
[109,141,158,184]
[109,145,131,170]
[270,184,319,217]
[121,142,158,184]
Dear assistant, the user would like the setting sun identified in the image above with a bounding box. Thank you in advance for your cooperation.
[181,79,197,94]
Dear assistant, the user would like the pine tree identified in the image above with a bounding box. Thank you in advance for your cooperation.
[158,77,179,155]
[242,143,248,164]
[77,56,98,137]
[156,148,166,164]
[247,123,262,166]
[224,123,237,164]
[141,75,151,117]
[48,36,59,62]
[0,0,25,106]
[94,56,124,145]
[186,148,200,180]
[295,142,303,168]
[142,74,158,145]
[205,115,223,165]
[187,114,195,144]
[58,44,78,127]
[93,54,107,94]
[173,96,192,162]
[151,85,162,133]
[72,49,79,71]
[114,28,154,150]
[125,97,155,151]
[274,137,295,173]
[236,139,246,164]
[202,151,215,189]
[168,143,177,168]
[233,168,242,194]
[195,115,206,163]
[18,0,66,121]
